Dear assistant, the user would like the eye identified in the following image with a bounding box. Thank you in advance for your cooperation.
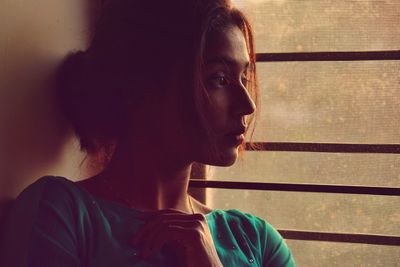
[241,73,250,87]
[208,74,229,88]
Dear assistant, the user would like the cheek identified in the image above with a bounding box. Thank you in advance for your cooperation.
[205,91,231,130]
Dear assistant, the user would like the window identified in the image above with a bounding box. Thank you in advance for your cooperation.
[190,1,400,265]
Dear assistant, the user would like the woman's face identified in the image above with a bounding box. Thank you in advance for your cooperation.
[195,25,256,166]
[125,25,255,168]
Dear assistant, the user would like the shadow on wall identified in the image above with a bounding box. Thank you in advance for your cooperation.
[0,0,103,227]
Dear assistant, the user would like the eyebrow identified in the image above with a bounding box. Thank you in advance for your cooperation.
[205,56,249,70]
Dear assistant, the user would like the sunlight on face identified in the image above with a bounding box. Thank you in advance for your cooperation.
[197,25,256,166]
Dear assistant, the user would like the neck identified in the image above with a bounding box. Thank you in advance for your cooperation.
[89,141,194,213]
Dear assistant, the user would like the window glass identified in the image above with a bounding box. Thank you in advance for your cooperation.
[211,152,400,187]
[233,0,400,52]
[207,189,400,236]
[286,240,400,267]
[253,61,400,143]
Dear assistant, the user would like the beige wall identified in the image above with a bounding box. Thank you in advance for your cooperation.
[0,0,99,221]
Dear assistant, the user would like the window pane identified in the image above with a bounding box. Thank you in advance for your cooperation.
[210,152,400,187]
[233,0,400,52]
[207,189,400,236]
[287,240,400,267]
[252,61,400,144]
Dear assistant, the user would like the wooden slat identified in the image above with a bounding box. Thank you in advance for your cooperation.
[189,179,400,196]
[256,50,400,62]
[279,229,400,246]
[245,142,400,154]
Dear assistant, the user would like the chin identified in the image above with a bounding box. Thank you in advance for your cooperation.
[206,148,239,167]
[195,137,242,166]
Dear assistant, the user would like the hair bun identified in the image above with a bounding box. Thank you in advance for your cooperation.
[56,50,97,152]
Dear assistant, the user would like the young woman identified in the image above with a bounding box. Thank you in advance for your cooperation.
[1,0,296,266]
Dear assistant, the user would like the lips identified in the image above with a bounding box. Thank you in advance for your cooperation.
[225,126,246,146]
[229,126,246,136]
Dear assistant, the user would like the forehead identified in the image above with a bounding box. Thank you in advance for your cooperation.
[205,25,249,67]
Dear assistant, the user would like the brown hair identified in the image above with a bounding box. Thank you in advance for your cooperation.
[57,0,259,162]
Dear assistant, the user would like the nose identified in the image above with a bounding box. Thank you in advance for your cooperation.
[233,83,256,117]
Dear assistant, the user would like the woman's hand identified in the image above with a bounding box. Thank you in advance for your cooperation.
[130,209,223,267]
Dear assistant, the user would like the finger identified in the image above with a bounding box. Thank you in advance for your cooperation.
[131,221,156,245]
[139,223,165,258]
[137,218,205,253]
[140,223,182,258]
[145,212,205,224]
[131,215,169,245]
[131,213,204,245]
[140,208,188,218]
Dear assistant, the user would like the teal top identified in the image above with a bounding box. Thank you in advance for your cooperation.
[1,176,296,267]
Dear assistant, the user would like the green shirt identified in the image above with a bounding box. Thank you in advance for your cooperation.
[1,176,296,267]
